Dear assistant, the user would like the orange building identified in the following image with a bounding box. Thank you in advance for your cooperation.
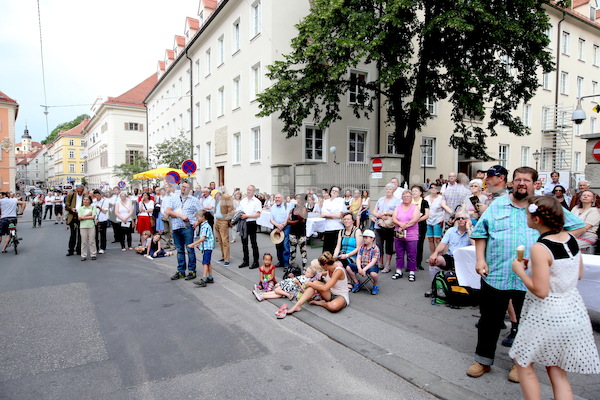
[0,91,19,192]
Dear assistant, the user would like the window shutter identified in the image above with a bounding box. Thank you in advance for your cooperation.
[139,124,144,132]
[124,123,129,130]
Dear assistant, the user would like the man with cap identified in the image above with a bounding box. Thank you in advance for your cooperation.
[476,165,508,215]
[269,193,290,269]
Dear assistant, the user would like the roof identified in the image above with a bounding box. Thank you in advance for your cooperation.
[59,118,89,137]
[166,49,175,60]
[175,35,186,47]
[573,0,590,8]
[186,17,200,30]
[105,74,158,108]
[203,0,218,10]
[158,61,165,71]
[0,90,17,104]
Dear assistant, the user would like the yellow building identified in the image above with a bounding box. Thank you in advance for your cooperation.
[48,119,88,187]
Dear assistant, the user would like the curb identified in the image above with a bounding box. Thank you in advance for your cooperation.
[217,263,490,400]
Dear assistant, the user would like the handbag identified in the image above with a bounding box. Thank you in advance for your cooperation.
[230,210,244,226]
[150,216,156,228]
[377,216,395,229]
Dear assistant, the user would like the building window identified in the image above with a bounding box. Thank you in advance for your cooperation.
[578,38,585,60]
[232,75,241,109]
[349,70,367,105]
[251,0,261,38]
[124,122,143,131]
[522,104,532,127]
[560,71,568,95]
[125,150,142,165]
[348,130,366,163]
[545,26,553,49]
[304,126,324,161]
[206,142,212,168]
[251,62,261,100]
[251,126,261,162]
[591,117,597,133]
[178,77,183,97]
[80,164,85,173]
[205,48,211,76]
[421,137,435,167]
[217,35,224,66]
[575,151,582,171]
[593,81,599,102]
[562,31,570,55]
[426,97,437,115]
[498,144,509,168]
[577,76,584,98]
[69,139,74,146]
[195,59,201,85]
[594,45,600,66]
[194,102,201,126]
[205,95,211,123]
[387,132,397,154]
[69,150,75,159]
[542,72,550,90]
[69,163,75,173]
[520,146,530,167]
[232,19,240,53]
[218,87,224,116]
[101,123,108,133]
[233,132,241,164]
[575,123,582,136]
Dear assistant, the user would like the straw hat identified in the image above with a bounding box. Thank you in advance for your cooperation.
[270,229,284,244]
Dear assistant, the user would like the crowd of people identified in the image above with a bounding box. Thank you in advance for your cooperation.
[2,164,599,398]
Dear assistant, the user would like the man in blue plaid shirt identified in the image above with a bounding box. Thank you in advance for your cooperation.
[164,182,202,281]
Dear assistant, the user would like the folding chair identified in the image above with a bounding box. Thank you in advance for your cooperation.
[352,273,374,294]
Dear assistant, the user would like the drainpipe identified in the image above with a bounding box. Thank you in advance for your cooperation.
[185,49,194,186]
[144,102,149,164]
[553,10,566,172]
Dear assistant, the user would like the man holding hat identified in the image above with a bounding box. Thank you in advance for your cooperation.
[269,193,290,269]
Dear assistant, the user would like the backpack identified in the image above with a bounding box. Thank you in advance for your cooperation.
[431,270,479,309]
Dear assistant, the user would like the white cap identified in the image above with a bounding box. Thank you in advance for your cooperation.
[362,229,375,238]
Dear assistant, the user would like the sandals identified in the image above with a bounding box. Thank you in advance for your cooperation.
[275,304,288,319]
[408,273,416,282]
[391,271,403,280]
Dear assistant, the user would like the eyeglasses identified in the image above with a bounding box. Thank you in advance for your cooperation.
[455,217,468,220]
[553,190,563,193]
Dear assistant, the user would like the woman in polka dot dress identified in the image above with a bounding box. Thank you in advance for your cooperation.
[510,196,599,400]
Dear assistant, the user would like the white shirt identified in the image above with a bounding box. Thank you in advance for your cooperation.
[200,195,215,212]
[237,196,262,222]
[393,187,402,199]
[321,197,346,231]
[44,195,53,205]
[93,198,109,222]
[75,194,83,210]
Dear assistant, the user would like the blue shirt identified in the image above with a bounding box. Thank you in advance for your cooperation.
[198,221,214,251]
[441,226,471,256]
[167,194,202,230]
[270,202,288,224]
[471,194,584,291]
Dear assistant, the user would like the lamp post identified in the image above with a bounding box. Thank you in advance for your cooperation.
[532,149,541,171]
[420,144,430,185]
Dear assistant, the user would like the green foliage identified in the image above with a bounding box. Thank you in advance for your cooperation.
[151,133,193,169]
[257,0,554,178]
[42,114,90,145]
[113,156,150,187]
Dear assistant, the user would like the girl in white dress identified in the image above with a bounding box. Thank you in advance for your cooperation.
[511,196,599,400]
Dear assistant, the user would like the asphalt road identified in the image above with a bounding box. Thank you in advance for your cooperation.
[1,211,598,400]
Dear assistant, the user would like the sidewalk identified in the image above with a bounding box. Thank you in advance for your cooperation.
[156,229,600,400]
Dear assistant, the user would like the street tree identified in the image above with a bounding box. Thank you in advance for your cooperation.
[113,156,150,188]
[257,0,559,179]
[151,133,192,169]
[42,114,90,145]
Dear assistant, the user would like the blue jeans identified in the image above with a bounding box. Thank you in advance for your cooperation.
[173,226,196,274]
[276,225,291,266]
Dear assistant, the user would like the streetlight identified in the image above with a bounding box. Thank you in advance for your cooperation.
[420,144,430,184]
[571,94,600,124]
[532,149,541,171]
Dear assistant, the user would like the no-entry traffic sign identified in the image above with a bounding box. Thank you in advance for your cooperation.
[372,158,383,172]
[594,141,600,162]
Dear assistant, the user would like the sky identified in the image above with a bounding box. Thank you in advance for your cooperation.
[0,0,196,144]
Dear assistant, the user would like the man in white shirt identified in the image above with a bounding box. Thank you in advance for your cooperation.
[269,193,290,268]
[109,187,121,244]
[53,190,64,224]
[43,192,53,220]
[200,187,215,213]
[237,185,262,269]
[321,186,346,254]
[93,190,109,254]
[0,192,26,253]
[543,171,568,195]
[390,177,402,199]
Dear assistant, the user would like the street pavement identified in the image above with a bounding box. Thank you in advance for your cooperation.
[0,209,598,400]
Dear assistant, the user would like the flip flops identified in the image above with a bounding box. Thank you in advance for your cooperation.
[275,304,288,318]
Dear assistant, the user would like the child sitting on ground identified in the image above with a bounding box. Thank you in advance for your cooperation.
[253,253,277,297]
[348,229,381,294]
[255,260,323,302]
[145,232,173,259]
[135,230,152,255]
[188,210,214,287]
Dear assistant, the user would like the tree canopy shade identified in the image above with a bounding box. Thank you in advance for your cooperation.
[112,156,150,188]
[257,0,558,180]
[42,114,90,145]
[151,133,193,169]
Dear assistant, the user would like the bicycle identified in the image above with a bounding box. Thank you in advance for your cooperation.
[7,223,20,254]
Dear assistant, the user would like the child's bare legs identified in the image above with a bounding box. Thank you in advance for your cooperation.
[262,287,289,300]
[547,366,572,400]
[287,287,316,314]
[203,263,211,278]
[346,266,358,284]
[515,363,540,400]
[370,271,379,285]
[428,237,436,254]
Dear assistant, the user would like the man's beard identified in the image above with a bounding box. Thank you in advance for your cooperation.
[513,188,529,200]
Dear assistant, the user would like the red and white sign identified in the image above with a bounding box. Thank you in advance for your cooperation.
[372,158,383,172]
[594,141,600,162]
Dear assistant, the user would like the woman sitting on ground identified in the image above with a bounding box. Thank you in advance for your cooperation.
[284,252,349,316]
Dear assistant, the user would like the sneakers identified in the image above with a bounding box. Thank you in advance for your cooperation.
[508,364,520,383]
[145,255,154,260]
[206,277,214,284]
[170,272,185,280]
[184,272,197,280]
[253,289,263,301]
[351,282,361,293]
[224,262,230,266]
[371,285,379,295]
[193,279,207,287]
[466,362,491,378]
[218,258,225,262]
[502,328,517,347]
[98,249,105,254]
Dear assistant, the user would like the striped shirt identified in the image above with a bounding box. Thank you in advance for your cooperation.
[198,221,214,251]
[471,194,584,291]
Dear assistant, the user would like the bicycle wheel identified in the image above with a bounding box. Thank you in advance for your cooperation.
[12,235,18,255]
